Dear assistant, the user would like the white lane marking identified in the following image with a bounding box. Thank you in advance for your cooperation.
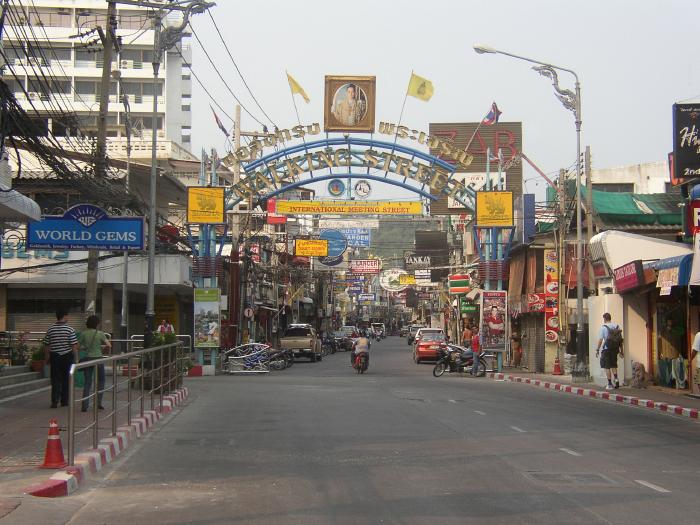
[448,399,457,403]
[510,426,526,433]
[635,480,671,493]
[559,448,582,457]
[474,410,486,416]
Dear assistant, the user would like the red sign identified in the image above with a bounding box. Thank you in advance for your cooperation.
[527,293,545,312]
[613,260,644,293]
[349,259,381,274]
[266,198,287,225]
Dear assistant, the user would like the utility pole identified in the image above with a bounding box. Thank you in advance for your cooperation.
[120,92,132,349]
[86,1,118,316]
[585,146,595,287]
[558,169,568,361]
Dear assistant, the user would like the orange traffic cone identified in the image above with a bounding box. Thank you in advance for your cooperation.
[552,356,563,376]
[40,418,67,469]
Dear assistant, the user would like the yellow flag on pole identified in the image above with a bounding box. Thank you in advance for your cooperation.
[407,72,434,101]
[286,72,310,103]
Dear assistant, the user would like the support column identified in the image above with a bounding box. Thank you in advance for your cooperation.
[101,285,114,336]
[0,284,7,331]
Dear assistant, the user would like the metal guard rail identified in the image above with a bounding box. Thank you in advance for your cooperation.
[67,341,186,466]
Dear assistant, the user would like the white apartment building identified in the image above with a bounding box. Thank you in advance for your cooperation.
[1,0,192,151]
[590,160,674,194]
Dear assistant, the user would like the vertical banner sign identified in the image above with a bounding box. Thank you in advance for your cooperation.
[194,288,220,348]
[673,103,700,180]
[480,291,507,351]
[544,249,559,342]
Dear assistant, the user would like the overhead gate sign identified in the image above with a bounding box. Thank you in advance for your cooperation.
[27,204,144,251]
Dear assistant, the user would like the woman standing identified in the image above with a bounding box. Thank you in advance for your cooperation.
[79,315,111,412]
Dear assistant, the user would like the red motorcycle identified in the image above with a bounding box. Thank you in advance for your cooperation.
[353,351,369,374]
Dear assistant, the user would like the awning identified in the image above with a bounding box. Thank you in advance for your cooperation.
[652,253,692,293]
[0,189,41,222]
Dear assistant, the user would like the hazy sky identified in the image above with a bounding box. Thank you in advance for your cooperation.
[188,0,699,199]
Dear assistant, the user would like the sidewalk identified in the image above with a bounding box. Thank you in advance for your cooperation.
[491,367,700,417]
[0,374,172,498]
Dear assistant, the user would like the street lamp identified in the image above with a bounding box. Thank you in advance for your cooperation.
[473,44,586,379]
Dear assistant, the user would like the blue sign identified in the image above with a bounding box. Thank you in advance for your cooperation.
[339,228,370,247]
[359,293,376,302]
[319,229,347,266]
[348,285,363,294]
[327,179,346,197]
[27,204,145,251]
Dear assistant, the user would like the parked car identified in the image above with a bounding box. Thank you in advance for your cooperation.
[413,329,447,363]
[333,330,354,352]
[280,324,322,362]
[407,324,425,345]
[399,325,409,337]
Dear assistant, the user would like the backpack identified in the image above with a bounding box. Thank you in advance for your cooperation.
[605,324,623,353]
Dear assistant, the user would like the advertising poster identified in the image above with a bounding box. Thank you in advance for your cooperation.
[194,288,220,348]
[187,187,226,224]
[475,191,514,227]
[480,291,507,351]
[544,249,560,342]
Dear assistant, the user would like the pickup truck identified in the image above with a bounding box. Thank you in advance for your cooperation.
[280,324,322,362]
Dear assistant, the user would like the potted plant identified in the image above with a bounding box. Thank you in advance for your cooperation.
[29,347,45,373]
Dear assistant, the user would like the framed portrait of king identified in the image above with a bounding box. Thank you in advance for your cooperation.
[324,75,376,133]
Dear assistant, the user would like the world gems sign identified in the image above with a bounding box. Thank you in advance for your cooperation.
[27,204,144,251]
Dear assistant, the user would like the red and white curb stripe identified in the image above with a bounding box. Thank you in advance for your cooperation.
[488,374,700,420]
[24,387,189,498]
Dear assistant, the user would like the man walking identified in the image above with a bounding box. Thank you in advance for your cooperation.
[595,313,623,390]
[43,310,79,408]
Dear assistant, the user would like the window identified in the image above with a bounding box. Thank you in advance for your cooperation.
[118,11,150,31]
[181,135,191,143]
[182,105,191,112]
[182,73,191,81]
[28,8,71,28]
[592,183,634,193]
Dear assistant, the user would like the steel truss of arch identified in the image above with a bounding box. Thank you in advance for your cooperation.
[225,136,476,212]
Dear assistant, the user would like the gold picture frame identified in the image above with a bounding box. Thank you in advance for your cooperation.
[324,75,376,133]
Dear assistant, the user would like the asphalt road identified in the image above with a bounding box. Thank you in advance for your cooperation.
[19,337,700,524]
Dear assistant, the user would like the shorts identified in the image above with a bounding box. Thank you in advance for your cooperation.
[600,349,619,369]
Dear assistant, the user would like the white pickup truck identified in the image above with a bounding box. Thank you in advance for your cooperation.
[280,324,322,362]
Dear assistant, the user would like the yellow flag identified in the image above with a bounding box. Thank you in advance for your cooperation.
[407,72,434,101]
[286,72,310,103]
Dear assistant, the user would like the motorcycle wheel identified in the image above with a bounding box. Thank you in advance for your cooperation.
[269,356,286,370]
[433,362,446,377]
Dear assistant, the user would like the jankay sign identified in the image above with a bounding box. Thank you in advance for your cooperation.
[221,122,475,203]
[27,204,144,251]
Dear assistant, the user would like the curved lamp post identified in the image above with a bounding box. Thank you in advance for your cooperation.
[473,44,586,378]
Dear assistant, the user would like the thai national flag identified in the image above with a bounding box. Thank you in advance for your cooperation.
[210,105,229,136]
[482,102,502,126]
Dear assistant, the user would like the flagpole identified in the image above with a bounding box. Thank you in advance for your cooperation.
[382,79,410,178]
[286,71,313,178]
[463,116,486,154]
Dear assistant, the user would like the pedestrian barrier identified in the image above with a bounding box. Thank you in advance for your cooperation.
[67,340,188,466]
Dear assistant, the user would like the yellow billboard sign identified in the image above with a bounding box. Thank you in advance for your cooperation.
[295,239,329,257]
[275,200,423,216]
[399,274,416,285]
[476,191,513,227]
[187,187,226,224]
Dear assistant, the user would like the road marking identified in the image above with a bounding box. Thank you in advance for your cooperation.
[635,480,670,493]
[510,426,527,433]
[448,399,457,404]
[474,410,486,416]
[559,448,582,456]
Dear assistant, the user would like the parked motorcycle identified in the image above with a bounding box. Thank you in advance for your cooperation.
[433,344,486,377]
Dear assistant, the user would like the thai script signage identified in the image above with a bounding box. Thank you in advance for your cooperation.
[187,187,226,224]
[275,200,422,216]
[319,219,379,229]
[27,204,144,251]
[673,103,700,180]
[295,239,328,257]
[476,191,514,227]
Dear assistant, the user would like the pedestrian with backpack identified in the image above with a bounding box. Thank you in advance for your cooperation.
[595,313,624,390]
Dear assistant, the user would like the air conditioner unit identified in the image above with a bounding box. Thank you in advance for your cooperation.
[120,59,134,69]
[28,92,40,101]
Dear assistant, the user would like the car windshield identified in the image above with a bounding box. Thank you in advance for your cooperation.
[371,324,383,329]
[285,327,311,337]
[420,332,445,341]
[341,327,356,336]
[410,326,424,334]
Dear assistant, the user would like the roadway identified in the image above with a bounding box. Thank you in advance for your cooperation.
[21,337,700,524]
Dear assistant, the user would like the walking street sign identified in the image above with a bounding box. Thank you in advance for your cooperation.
[27,204,145,251]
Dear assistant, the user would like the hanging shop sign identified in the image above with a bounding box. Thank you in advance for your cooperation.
[613,260,645,293]
[318,229,347,266]
[480,291,508,352]
[672,103,700,180]
[414,269,432,286]
[328,179,346,197]
[295,239,329,257]
[657,267,679,296]
[448,274,471,294]
[194,288,220,349]
[320,219,379,229]
[187,187,226,224]
[404,253,431,270]
[358,293,376,302]
[354,179,372,199]
[379,268,409,292]
[475,191,514,227]
[350,259,381,274]
[459,297,478,315]
[266,198,287,225]
[338,228,370,247]
[399,274,416,285]
[274,200,422,216]
[27,204,144,251]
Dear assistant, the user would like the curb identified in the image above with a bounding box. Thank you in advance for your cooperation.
[24,387,189,498]
[488,374,700,421]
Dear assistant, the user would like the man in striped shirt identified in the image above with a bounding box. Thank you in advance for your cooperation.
[43,310,78,408]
